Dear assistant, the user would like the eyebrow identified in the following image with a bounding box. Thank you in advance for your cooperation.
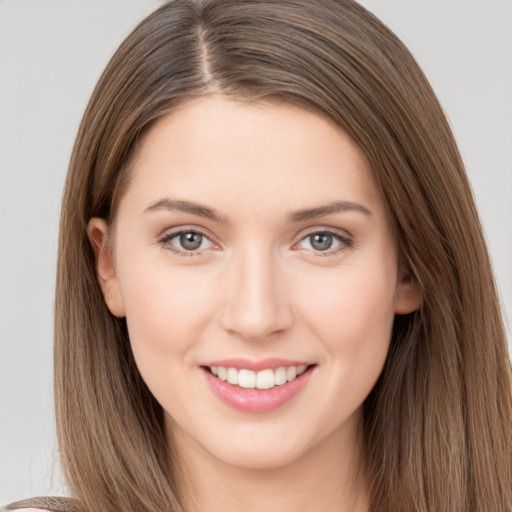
[144,198,372,224]
[144,198,228,223]
[288,201,373,222]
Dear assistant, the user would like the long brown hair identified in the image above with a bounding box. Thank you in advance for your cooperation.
[55,1,512,511]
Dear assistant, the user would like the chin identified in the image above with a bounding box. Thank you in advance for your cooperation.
[168,412,314,471]
[210,440,307,471]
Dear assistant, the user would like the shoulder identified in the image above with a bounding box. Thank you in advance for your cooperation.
[2,497,83,512]
[4,509,52,512]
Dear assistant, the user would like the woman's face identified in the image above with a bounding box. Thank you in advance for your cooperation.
[90,96,419,471]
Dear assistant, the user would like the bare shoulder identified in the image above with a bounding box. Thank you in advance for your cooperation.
[5,509,53,512]
[2,497,83,512]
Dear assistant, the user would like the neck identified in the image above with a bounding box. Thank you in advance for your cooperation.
[170,413,369,512]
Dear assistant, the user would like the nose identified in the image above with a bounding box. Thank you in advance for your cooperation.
[220,245,293,340]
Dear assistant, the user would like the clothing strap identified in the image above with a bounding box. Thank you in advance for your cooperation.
[3,497,83,512]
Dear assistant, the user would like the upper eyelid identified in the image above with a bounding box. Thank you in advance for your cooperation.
[159,226,216,242]
[294,225,353,241]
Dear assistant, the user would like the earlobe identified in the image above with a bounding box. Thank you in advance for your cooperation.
[88,218,126,318]
[394,265,421,315]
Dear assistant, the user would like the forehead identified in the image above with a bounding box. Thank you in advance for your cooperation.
[120,95,384,220]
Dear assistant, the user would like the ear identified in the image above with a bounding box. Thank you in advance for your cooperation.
[88,218,126,318]
[394,264,421,315]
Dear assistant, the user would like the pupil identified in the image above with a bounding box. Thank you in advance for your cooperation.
[180,232,202,250]
[311,233,332,251]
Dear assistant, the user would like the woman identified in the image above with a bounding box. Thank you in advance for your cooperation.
[5,0,511,511]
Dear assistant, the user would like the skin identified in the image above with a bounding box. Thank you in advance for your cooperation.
[89,96,420,512]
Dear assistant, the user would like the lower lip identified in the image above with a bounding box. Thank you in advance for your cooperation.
[201,366,315,413]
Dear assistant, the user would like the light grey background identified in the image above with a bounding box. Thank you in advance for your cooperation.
[0,0,511,504]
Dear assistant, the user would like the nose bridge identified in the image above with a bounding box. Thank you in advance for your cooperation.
[221,241,292,339]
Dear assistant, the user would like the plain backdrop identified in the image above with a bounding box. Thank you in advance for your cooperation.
[0,0,511,505]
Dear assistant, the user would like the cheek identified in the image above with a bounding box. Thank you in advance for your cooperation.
[292,262,397,428]
[116,256,219,365]
[116,260,224,421]
[295,259,397,361]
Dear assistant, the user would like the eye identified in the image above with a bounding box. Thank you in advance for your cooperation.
[295,231,352,253]
[160,229,215,254]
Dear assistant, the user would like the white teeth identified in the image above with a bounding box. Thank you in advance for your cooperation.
[274,367,287,385]
[227,367,238,385]
[238,369,256,388]
[209,364,310,389]
[256,369,275,390]
[286,366,297,381]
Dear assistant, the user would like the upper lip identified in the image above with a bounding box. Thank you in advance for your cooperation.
[201,357,314,372]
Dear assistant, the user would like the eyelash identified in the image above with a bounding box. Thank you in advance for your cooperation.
[158,229,215,258]
[158,228,353,257]
[293,230,353,256]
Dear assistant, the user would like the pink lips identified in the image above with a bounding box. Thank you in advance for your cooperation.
[202,357,311,371]
[200,358,315,413]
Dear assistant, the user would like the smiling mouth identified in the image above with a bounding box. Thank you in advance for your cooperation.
[202,364,315,390]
